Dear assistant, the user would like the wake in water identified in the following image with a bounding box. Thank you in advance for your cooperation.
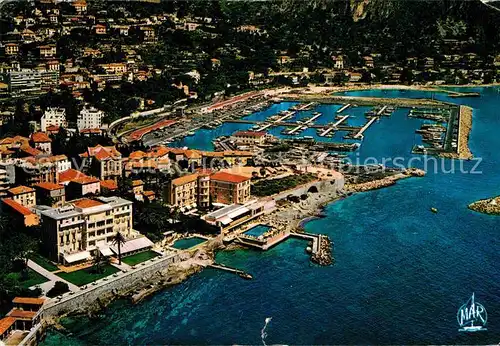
[261,317,272,346]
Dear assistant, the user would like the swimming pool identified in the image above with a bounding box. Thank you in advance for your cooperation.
[172,237,206,249]
[244,225,271,237]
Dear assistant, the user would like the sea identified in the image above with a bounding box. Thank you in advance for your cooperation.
[42,87,500,345]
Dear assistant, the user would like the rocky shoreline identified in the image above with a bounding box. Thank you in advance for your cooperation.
[345,168,426,193]
[468,196,500,215]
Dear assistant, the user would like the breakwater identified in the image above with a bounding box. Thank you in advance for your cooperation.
[346,168,426,193]
[282,94,449,108]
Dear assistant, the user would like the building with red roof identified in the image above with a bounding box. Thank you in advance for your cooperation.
[165,171,251,209]
[1,198,39,227]
[30,132,52,154]
[34,182,65,207]
[231,130,269,145]
[210,172,251,205]
[7,185,36,207]
[80,145,122,181]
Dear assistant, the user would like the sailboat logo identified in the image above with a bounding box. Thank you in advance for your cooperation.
[457,293,487,332]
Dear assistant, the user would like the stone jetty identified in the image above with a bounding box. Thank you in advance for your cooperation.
[311,235,333,266]
[346,168,425,193]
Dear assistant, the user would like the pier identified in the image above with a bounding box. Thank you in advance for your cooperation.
[337,104,351,113]
[376,105,388,116]
[207,263,253,279]
[286,112,323,135]
[286,124,307,135]
[226,119,359,132]
[318,115,349,137]
[256,102,317,131]
[352,116,378,139]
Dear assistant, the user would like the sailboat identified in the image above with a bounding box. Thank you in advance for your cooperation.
[457,293,487,332]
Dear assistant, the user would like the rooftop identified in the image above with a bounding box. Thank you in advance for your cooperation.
[34,182,64,191]
[2,198,33,216]
[7,309,36,319]
[72,198,104,209]
[100,179,118,190]
[172,173,199,186]
[31,132,52,143]
[8,185,35,195]
[0,317,16,335]
[210,171,249,184]
[12,297,45,305]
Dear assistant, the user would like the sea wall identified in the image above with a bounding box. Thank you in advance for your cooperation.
[272,178,344,202]
[282,94,449,108]
[40,253,182,318]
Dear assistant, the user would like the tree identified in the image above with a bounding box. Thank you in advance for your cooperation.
[112,232,127,265]
[46,281,69,298]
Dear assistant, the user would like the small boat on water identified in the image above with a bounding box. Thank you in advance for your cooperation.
[238,272,253,280]
[431,207,438,213]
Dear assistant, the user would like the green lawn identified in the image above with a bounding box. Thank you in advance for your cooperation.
[57,264,119,287]
[30,254,59,272]
[121,251,159,266]
[7,268,49,288]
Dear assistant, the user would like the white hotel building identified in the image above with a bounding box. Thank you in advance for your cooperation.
[77,106,104,131]
[36,196,152,264]
[41,107,67,132]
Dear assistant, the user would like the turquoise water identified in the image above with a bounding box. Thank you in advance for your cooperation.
[171,237,206,250]
[43,87,500,344]
[244,224,271,237]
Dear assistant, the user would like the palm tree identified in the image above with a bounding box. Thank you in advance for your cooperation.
[112,231,127,265]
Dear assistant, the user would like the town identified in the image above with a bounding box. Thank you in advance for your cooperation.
[0,0,493,344]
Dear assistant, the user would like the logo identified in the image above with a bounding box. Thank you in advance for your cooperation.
[457,293,487,332]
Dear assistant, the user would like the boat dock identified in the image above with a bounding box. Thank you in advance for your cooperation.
[286,124,306,135]
[376,105,388,116]
[337,104,351,113]
[227,119,359,132]
[351,116,378,139]
[318,115,349,137]
[286,112,323,135]
[207,263,253,279]
[255,102,317,131]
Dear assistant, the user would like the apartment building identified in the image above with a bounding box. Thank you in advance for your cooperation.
[4,43,19,56]
[15,157,58,186]
[30,132,52,154]
[34,182,65,207]
[39,45,57,58]
[165,171,250,209]
[165,173,199,209]
[80,145,122,181]
[4,69,42,96]
[41,108,67,132]
[7,185,36,207]
[210,171,251,205]
[0,164,12,197]
[99,63,126,74]
[77,106,104,131]
[37,196,134,264]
